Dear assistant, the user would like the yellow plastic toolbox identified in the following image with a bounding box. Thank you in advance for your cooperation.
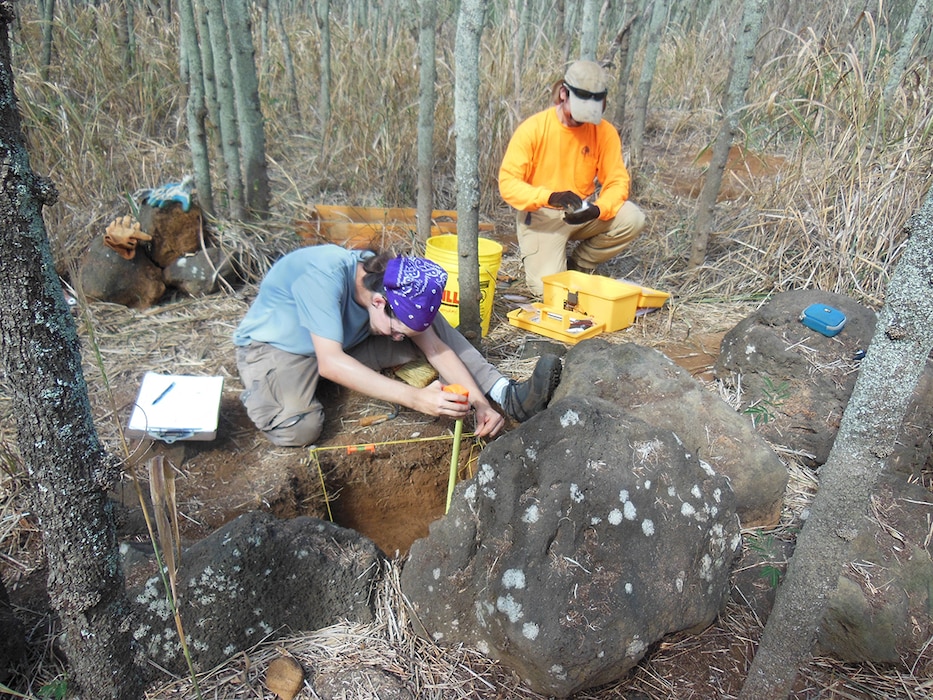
[542,271,641,332]
[507,303,606,344]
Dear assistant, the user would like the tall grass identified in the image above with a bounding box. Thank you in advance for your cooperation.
[7,2,932,307]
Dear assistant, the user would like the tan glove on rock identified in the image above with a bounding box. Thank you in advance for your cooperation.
[104,215,152,260]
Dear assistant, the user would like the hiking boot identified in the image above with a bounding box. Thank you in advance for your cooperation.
[567,256,596,274]
[500,354,563,422]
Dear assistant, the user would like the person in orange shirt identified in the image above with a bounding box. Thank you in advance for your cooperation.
[498,60,646,295]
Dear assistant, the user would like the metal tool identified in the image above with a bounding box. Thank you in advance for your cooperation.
[359,403,399,426]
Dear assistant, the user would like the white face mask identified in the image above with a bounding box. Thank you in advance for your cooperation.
[565,84,605,125]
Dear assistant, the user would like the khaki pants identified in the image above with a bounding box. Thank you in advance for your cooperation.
[235,314,504,447]
[516,200,646,295]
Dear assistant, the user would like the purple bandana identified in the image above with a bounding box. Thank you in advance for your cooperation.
[383,257,448,331]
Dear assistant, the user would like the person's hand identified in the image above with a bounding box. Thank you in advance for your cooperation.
[564,202,600,225]
[548,191,583,211]
[473,402,505,438]
[418,380,472,419]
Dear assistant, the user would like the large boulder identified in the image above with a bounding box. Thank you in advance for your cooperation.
[816,473,933,663]
[163,246,236,297]
[552,339,787,527]
[714,288,933,477]
[78,237,166,309]
[137,201,204,269]
[129,511,385,674]
[401,395,741,698]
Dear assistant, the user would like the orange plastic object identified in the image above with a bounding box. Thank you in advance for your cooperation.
[346,444,376,454]
[443,384,470,399]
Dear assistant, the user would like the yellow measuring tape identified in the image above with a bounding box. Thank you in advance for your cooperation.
[303,433,483,522]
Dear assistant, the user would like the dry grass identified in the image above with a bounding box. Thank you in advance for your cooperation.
[3,2,933,698]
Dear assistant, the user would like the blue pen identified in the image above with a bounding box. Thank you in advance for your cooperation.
[151,381,176,405]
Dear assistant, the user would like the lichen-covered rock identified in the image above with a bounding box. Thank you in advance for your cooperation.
[78,237,165,309]
[713,288,933,478]
[553,340,787,527]
[130,511,385,674]
[401,395,741,698]
[816,474,933,664]
[163,246,235,297]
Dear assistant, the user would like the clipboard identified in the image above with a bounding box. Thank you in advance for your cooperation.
[128,372,224,443]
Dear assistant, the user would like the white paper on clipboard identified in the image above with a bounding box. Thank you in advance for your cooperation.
[127,372,224,443]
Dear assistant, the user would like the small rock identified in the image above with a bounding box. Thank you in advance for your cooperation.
[266,656,304,700]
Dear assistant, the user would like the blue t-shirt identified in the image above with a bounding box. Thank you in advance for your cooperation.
[233,245,374,356]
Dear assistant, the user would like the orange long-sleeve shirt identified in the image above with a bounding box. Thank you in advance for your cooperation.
[498,106,631,220]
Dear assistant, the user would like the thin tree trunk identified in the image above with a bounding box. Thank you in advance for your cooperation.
[416,0,438,244]
[882,0,929,109]
[272,0,301,124]
[628,0,668,169]
[687,0,767,268]
[226,0,271,217]
[179,0,215,216]
[38,0,55,81]
[579,0,601,60]
[203,0,246,219]
[317,0,332,128]
[0,5,146,696]
[607,6,637,128]
[740,182,933,698]
[454,0,487,345]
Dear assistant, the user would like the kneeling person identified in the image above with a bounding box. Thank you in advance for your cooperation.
[233,244,562,447]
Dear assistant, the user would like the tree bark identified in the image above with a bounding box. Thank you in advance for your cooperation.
[416,0,438,245]
[225,0,271,217]
[0,4,146,696]
[579,0,601,61]
[271,0,301,124]
[202,0,245,219]
[454,0,487,345]
[628,0,668,169]
[179,0,215,216]
[882,0,929,110]
[687,0,767,269]
[740,182,933,698]
[38,0,55,81]
[316,0,332,129]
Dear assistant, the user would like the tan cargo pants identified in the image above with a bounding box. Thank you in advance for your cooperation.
[516,200,646,295]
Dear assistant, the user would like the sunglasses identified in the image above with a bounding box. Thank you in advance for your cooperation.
[565,83,607,102]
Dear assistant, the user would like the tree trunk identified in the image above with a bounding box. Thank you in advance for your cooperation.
[882,0,929,110]
[687,0,767,269]
[317,0,332,129]
[225,0,271,217]
[454,0,487,346]
[271,0,301,124]
[607,6,637,128]
[628,0,668,169]
[416,0,438,245]
[38,0,55,81]
[579,0,601,60]
[740,182,933,698]
[179,0,215,216]
[202,0,246,219]
[0,4,146,696]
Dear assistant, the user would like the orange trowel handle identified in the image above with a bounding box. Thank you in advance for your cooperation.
[443,384,470,400]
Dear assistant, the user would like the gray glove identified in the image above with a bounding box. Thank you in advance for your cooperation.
[564,203,600,225]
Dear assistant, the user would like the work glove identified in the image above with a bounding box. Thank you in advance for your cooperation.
[548,191,584,211]
[564,202,601,225]
[104,215,152,260]
[139,175,195,212]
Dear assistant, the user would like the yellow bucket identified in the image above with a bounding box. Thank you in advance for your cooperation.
[425,235,503,336]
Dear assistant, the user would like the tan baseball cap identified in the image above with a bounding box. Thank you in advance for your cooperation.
[563,61,608,125]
